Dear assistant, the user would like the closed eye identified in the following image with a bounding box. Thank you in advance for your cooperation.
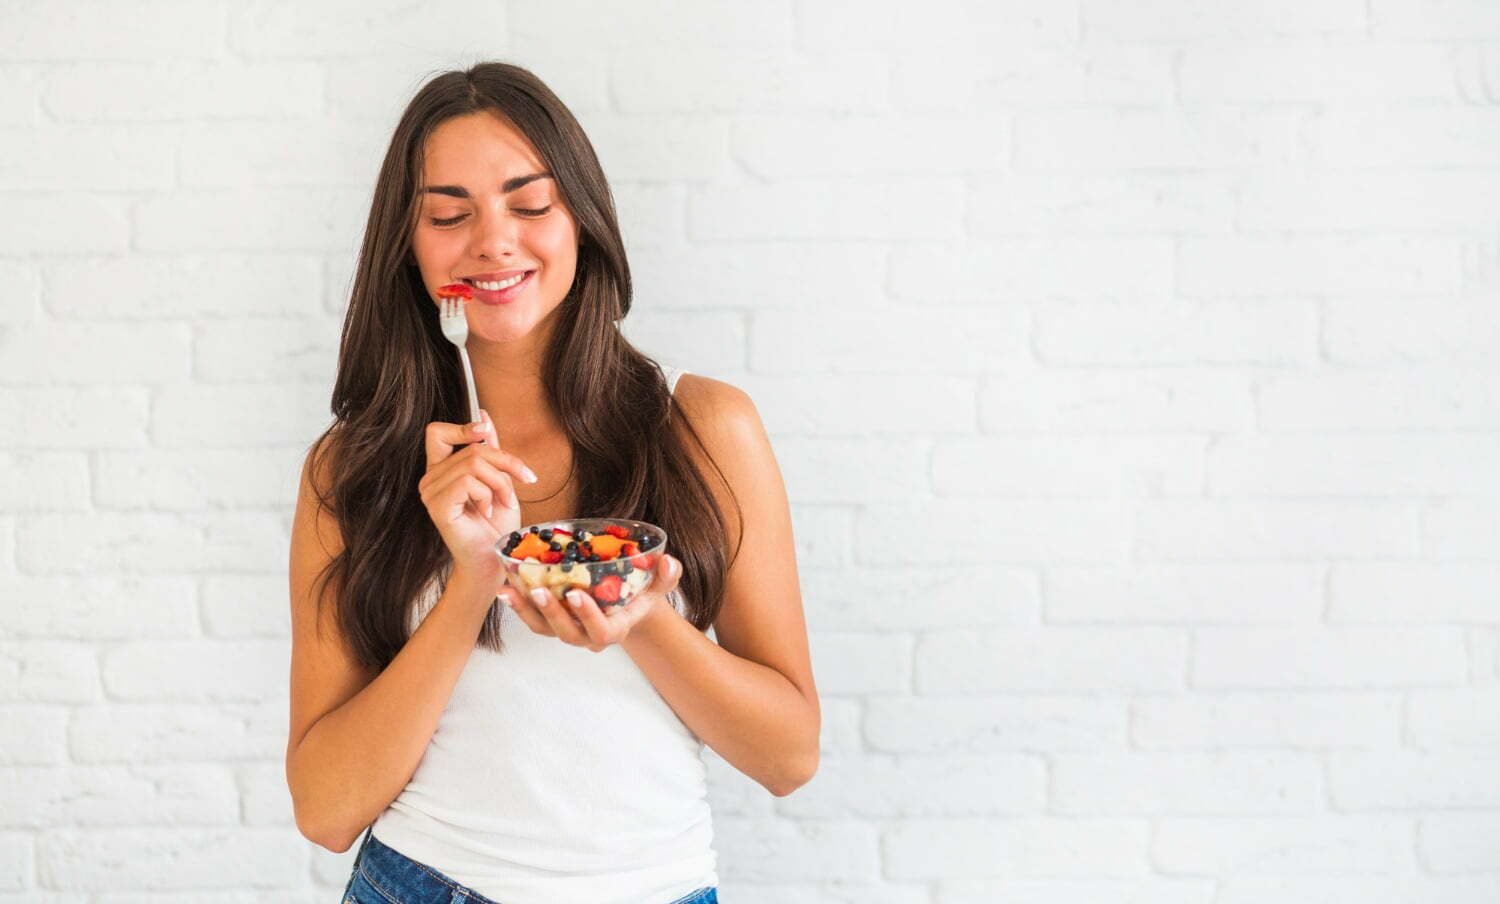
[429,206,551,227]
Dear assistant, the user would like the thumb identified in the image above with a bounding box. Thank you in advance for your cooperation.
[425,410,494,468]
[657,554,681,588]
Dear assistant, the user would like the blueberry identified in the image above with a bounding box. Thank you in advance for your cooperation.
[539,528,553,541]
[508,531,522,544]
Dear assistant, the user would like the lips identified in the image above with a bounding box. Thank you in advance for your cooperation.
[467,269,534,305]
[462,269,534,285]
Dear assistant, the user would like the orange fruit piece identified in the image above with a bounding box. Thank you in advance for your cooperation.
[585,533,628,560]
[511,533,551,560]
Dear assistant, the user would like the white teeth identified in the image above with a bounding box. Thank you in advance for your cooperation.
[469,273,527,291]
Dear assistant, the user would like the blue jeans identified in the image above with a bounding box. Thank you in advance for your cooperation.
[340,825,719,904]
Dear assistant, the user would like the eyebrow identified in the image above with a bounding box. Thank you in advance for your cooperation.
[421,172,553,199]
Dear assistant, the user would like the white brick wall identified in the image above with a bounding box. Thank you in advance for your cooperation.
[1,0,1497,900]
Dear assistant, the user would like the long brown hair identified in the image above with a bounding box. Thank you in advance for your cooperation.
[305,61,739,670]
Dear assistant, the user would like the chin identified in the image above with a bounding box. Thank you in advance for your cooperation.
[468,323,532,343]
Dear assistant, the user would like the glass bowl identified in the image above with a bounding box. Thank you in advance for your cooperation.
[497,517,667,608]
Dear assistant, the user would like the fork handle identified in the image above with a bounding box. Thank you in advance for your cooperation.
[458,347,487,444]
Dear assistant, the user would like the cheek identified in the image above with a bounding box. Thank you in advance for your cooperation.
[411,230,462,282]
[410,230,435,269]
[534,218,579,265]
[414,227,458,257]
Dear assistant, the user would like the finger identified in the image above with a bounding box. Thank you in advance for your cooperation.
[421,471,499,525]
[528,587,589,645]
[502,586,555,635]
[473,408,494,447]
[425,411,494,469]
[453,452,520,512]
[471,441,540,488]
[602,589,656,631]
[564,589,614,648]
[422,435,535,509]
[652,554,682,592]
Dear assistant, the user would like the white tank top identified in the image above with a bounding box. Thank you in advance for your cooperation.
[371,364,717,904]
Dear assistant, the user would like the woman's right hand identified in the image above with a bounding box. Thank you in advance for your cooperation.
[419,410,537,587]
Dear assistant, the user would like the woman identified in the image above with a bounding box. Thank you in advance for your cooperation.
[285,62,819,904]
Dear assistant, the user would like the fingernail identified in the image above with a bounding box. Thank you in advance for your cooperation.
[522,466,539,484]
[566,591,582,608]
[486,503,493,518]
[531,588,549,607]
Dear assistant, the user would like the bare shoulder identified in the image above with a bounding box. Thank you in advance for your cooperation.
[673,373,755,430]
[670,374,766,549]
[671,375,767,477]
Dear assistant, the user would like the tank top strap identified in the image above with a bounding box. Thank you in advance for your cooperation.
[661,363,687,396]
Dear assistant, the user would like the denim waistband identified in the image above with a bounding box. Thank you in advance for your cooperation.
[349,826,718,904]
[355,828,503,904]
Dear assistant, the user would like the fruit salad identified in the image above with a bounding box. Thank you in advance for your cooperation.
[499,519,665,607]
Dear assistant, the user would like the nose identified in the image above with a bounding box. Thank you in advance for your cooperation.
[466,202,524,261]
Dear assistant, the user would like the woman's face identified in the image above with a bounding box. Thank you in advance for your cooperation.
[411,111,581,344]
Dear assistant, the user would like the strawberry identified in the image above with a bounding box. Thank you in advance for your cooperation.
[437,282,473,299]
[539,549,562,564]
[604,525,631,539]
[592,574,623,603]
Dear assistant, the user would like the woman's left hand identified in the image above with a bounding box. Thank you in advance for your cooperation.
[500,554,682,651]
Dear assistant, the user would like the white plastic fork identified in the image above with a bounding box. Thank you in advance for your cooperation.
[438,295,488,445]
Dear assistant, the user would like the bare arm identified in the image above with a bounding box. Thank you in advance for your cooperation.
[624,376,819,794]
[286,570,495,852]
[622,601,818,795]
[284,438,498,853]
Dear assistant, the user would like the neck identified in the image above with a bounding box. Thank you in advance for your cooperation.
[464,318,560,443]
